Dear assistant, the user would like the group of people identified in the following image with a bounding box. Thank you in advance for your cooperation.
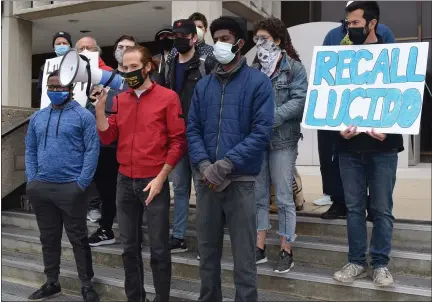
[25,1,402,302]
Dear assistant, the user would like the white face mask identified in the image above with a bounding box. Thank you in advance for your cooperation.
[115,48,124,64]
[196,27,205,43]
[213,40,240,65]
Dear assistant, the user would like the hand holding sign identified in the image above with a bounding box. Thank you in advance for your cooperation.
[366,128,387,141]
[340,125,360,140]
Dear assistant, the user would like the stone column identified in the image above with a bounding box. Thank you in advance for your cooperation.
[1,2,33,107]
[171,1,223,45]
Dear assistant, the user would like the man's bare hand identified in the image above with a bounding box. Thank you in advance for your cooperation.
[340,125,360,140]
[143,175,166,205]
[366,128,386,141]
[93,87,108,112]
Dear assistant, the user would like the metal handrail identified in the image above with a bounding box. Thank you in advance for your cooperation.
[1,116,31,138]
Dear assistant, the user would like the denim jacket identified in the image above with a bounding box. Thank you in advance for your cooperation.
[253,52,308,149]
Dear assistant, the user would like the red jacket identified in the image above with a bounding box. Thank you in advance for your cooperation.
[98,57,112,71]
[98,83,186,178]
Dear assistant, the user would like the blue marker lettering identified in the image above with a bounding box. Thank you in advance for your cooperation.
[350,49,373,85]
[406,47,425,82]
[381,88,402,128]
[335,50,355,85]
[305,90,326,127]
[367,49,391,85]
[313,51,338,86]
[360,88,386,127]
[398,88,422,128]
[389,48,406,83]
[343,88,365,126]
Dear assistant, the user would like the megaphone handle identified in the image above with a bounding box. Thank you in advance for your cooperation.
[79,54,92,98]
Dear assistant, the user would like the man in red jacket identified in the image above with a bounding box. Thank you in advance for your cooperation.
[93,45,186,302]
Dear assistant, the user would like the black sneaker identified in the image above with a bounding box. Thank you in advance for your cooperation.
[169,236,188,253]
[81,285,99,302]
[274,250,294,273]
[89,228,116,247]
[28,281,61,300]
[256,246,268,264]
[320,203,347,220]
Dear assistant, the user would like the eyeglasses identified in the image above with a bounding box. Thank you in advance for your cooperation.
[47,85,69,92]
[253,35,272,44]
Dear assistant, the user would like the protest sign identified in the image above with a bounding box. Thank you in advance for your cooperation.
[40,51,99,109]
[302,42,429,135]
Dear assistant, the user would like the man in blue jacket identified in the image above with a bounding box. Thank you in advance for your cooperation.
[187,16,274,302]
[25,70,100,302]
[315,1,396,220]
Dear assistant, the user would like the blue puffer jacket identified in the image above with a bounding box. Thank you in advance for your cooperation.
[187,58,274,176]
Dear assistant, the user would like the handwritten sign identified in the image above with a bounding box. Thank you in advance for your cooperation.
[301,42,429,135]
[41,51,99,109]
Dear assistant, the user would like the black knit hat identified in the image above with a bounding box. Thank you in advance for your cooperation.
[52,31,72,47]
[210,16,248,41]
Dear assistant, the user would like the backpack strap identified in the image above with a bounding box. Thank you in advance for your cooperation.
[199,55,208,78]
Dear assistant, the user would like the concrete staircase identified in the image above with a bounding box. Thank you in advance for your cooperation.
[2,208,431,301]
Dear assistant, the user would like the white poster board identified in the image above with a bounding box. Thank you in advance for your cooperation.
[302,42,429,135]
[41,51,99,109]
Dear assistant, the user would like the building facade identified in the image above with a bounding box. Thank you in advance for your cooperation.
[1,1,431,167]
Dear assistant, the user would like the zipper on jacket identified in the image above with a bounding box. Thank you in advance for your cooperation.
[130,97,139,178]
[215,74,233,160]
[215,86,226,159]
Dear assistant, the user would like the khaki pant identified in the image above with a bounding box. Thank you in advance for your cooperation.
[270,167,305,213]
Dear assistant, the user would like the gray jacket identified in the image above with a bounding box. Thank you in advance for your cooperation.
[253,52,308,149]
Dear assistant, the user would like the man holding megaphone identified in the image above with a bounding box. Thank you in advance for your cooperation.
[93,45,186,302]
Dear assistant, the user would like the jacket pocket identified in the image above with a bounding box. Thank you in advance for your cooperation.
[274,81,290,107]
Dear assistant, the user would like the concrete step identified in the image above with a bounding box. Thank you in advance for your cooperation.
[5,209,431,248]
[2,227,431,301]
[3,212,431,277]
[1,280,83,301]
[167,208,432,247]
[1,250,311,301]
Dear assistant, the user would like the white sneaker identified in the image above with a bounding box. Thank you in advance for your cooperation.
[313,195,333,206]
[333,263,367,283]
[373,267,395,287]
[87,209,101,223]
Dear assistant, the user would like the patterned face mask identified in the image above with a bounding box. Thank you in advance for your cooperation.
[256,39,281,77]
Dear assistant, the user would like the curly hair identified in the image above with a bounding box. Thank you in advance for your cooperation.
[252,17,301,62]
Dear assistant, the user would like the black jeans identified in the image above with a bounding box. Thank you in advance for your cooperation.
[27,181,94,285]
[94,147,119,230]
[116,173,171,302]
[317,130,345,205]
[196,181,257,302]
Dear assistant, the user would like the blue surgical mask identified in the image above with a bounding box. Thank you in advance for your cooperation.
[55,45,70,56]
[47,91,70,105]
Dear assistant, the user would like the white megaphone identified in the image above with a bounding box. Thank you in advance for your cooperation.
[59,49,125,92]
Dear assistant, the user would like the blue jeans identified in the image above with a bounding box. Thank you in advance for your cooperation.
[172,154,197,239]
[255,147,298,243]
[339,151,397,269]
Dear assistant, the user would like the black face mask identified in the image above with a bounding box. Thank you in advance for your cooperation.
[348,26,370,45]
[124,68,148,89]
[174,38,192,54]
[161,38,173,52]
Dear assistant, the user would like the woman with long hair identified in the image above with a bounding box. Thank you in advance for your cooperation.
[252,17,308,273]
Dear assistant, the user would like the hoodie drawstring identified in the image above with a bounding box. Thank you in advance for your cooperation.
[56,108,64,136]
[44,108,53,150]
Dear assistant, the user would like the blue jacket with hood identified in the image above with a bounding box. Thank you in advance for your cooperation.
[187,58,274,176]
[323,23,396,46]
[25,100,100,190]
